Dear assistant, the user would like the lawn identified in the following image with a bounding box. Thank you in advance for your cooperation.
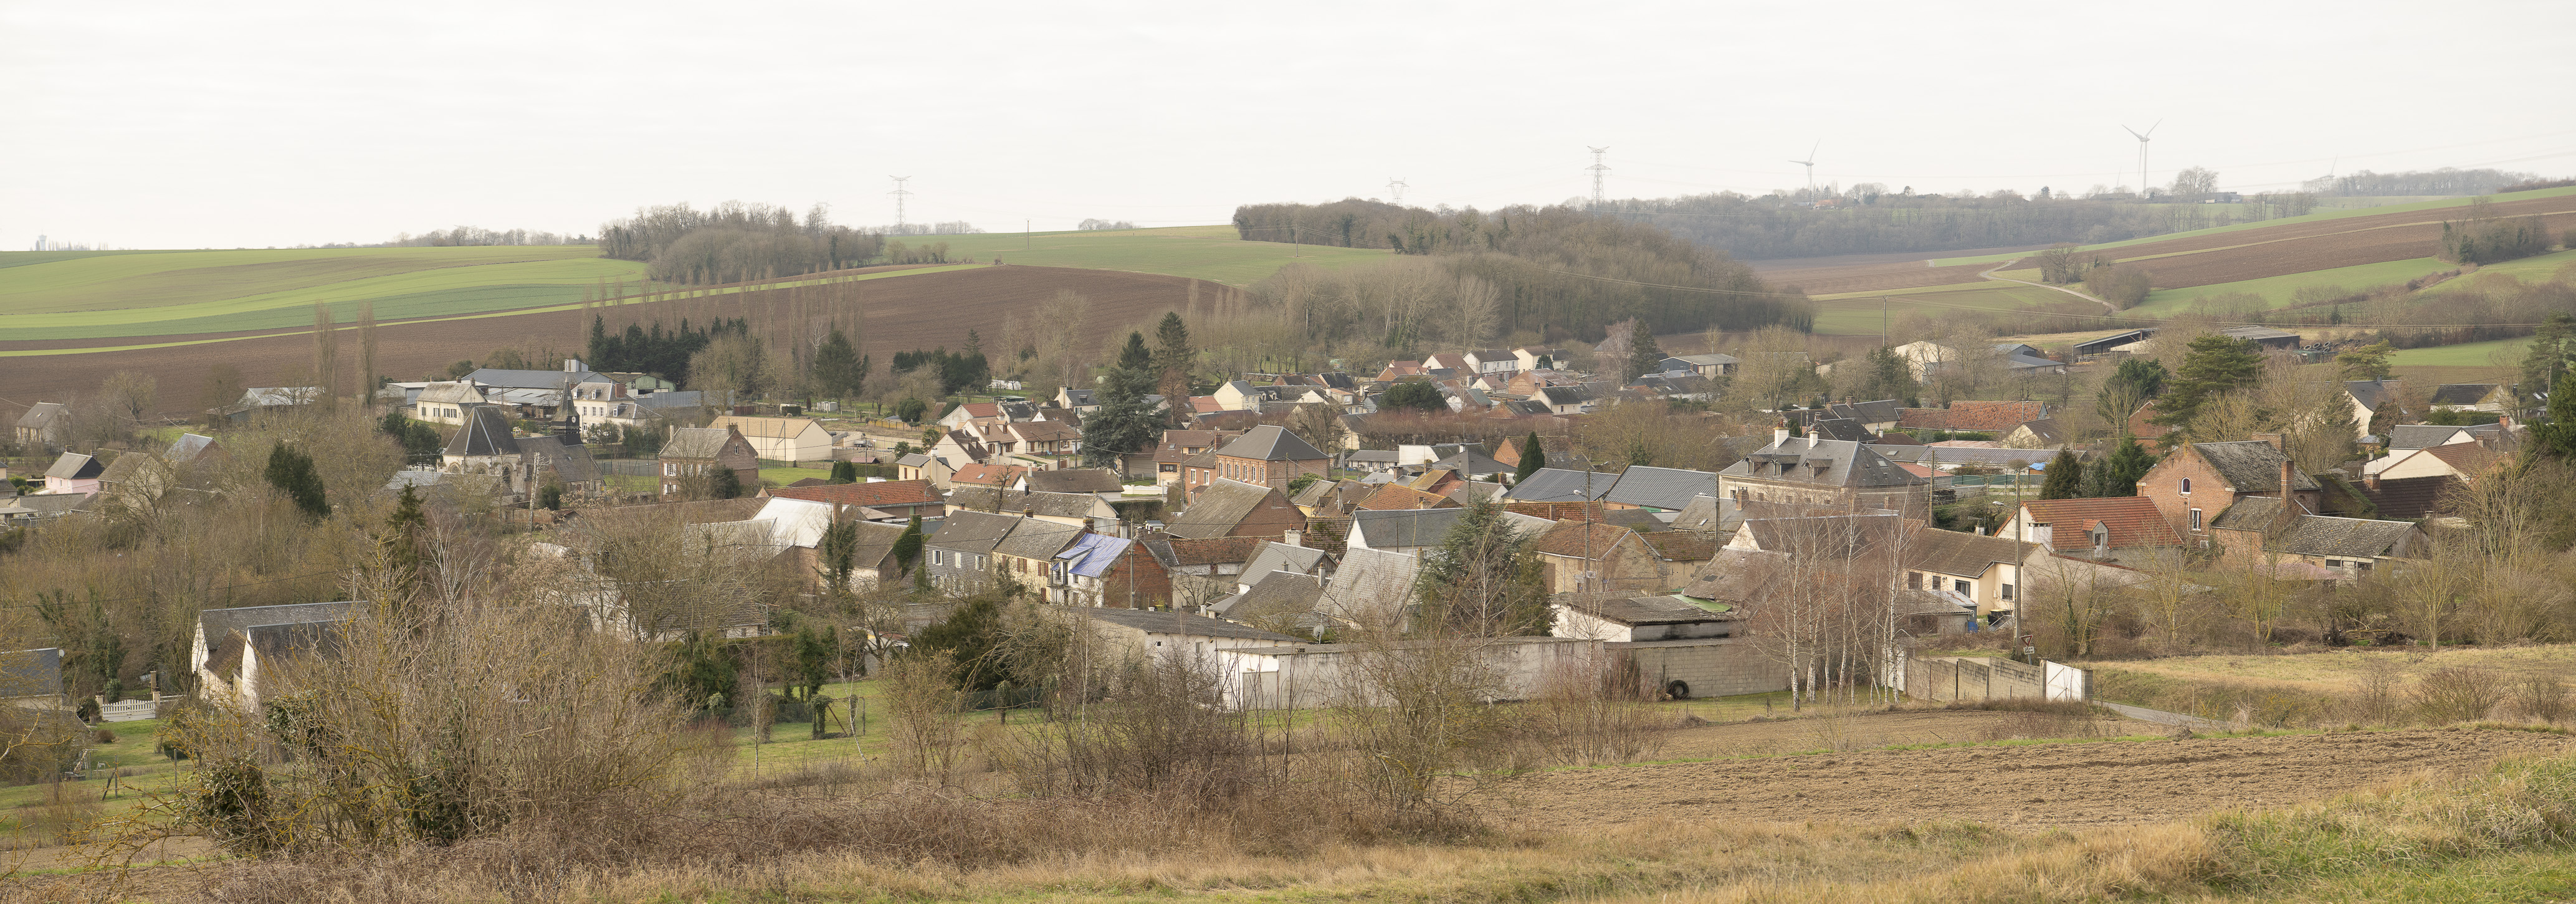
[878,224,1390,286]
[2134,255,2454,316]
[760,466,835,487]
[1810,283,2075,335]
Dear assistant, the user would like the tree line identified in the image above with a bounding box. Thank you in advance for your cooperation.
[1594,192,2228,259]
[585,315,748,386]
[598,201,889,285]
[2307,168,2544,196]
[1231,200,1806,344]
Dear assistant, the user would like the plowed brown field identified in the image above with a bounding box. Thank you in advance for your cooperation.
[1755,260,1998,295]
[2,265,1209,417]
[2116,194,2576,289]
[1496,721,2569,831]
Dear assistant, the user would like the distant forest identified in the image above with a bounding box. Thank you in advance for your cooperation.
[598,202,888,284]
[2307,168,2542,196]
[1231,199,1807,342]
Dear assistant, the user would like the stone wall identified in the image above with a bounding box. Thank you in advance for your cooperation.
[1608,637,1787,698]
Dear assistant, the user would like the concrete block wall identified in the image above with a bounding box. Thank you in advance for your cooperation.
[1906,655,2049,703]
[1610,637,1788,698]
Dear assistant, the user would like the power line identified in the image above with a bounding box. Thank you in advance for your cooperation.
[887,176,914,231]
[1585,147,1610,208]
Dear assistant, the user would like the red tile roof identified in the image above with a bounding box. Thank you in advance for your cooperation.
[1357,485,1460,511]
[2018,496,2182,551]
[950,464,1027,487]
[766,479,943,508]
[1899,401,2049,432]
[2425,442,2504,477]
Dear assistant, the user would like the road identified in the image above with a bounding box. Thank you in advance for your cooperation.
[1976,257,2119,315]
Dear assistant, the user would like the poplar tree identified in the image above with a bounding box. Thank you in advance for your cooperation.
[1514,432,1548,482]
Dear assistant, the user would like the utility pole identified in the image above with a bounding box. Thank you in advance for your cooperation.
[1585,148,1611,209]
[888,176,913,232]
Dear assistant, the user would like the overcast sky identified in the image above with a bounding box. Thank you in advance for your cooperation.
[7,1,2573,250]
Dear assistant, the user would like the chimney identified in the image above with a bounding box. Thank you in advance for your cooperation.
[1282,529,1302,548]
[2364,472,2380,491]
[1773,418,1791,447]
[564,358,581,373]
[2279,460,2294,500]
[2252,432,2283,451]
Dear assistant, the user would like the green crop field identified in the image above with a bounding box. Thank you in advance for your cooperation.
[2133,257,2455,316]
[884,224,1388,285]
[2426,247,2576,289]
[1811,283,2073,335]
[1930,186,2576,266]
[2388,336,2531,367]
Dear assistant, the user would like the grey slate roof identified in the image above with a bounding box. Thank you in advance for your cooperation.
[660,427,737,460]
[1024,468,1122,493]
[464,367,604,389]
[1166,478,1294,540]
[1242,541,1330,581]
[1505,468,1616,502]
[1557,592,1738,627]
[1667,494,1741,534]
[2430,384,2500,406]
[993,519,1082,561]
[199,602,356,646]
[44,452,103,480]
[2190,440,2318,492]
[1214,425,1328,462]
[0,649,62,699]
[1806,417,1876,442]
[1606,467,1720,511]
[2273,516,2421,559]
[923,510,1025,555]
[1317,546,1421,624]
[1720,436,1922,488]
[1430,448,1508,477]
[1352,507,1468,549]
[635,391,708,411]
[1008,491,1112,520]
[2345,379,2402,412]
[2386,424,2499,450]
[1833,399,1902,424]
[444,407,520,457]
[1075,606,1304,642]
[15,402,68,432]
[1218,571,1326,621]
[520,435,598,483]
[167,433,217,462]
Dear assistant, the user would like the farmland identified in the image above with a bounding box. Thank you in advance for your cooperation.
[879,224,1388,285]
[3,265,1227,417]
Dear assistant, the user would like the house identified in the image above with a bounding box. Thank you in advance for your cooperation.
[411,381,491,425]
[1214,381,1264,411]
[193,602,355,712]
[1008,491,1121,528]
[1514,346,1563,371]
[2365,441,2505,485]
[1887,340,1968,382]
[1491,435,1586,476]
[1816,399,1902,434]
[1236,541,1332,595]
[2010,497,2185,559]
[1216,572,1329,633]
[1052,533,1171,609]
[1552,592,1740,642]
[1004,420,1084,459]
[1716,429,1927,515]
[2135,437,2321,538]
[765,478,947,521]
[14,402,69,450]
[1666,494,1741,538]
[1424,352,1471,374]
[1146,535,1274,609]
[928,429,995,467]
[991,519,1084,592]
[1023,467,1122,495]
[1165,478,1307,540]
[1203,425,1330,498]
[1056,387,1101,413]
[39,452,105,496]
[1606,466,1720,513]
[518,434,602,497]
[709,416,833,463]
[1896,400,2050,435]
[1531,521,1662,594]
[2385,423,2506,452]
[1462,349,1521,376]
[1357,484,1459,511]
[2208,499,2428,581]
[2345,379,2405,439]
[826,520,915,589]
[950,462,1029,490]
[2347,473,2461,520]
[1315,546,1423,627]
[1904,528,2042,618]
[1998,419,2069,450]
[0,649,65,710]
[1150,429,1240,487]
[1344,507,1548,556]
[920,510,1025,592]
[2127,401,2172,442]
[466,361,609,393]
[214,387,323,423]
[1638,531,1721,572]
[2429,384,2513,412]
[1659,353,1740,379]
[1505,467,1618,503]
[897,453,960,488]
[657,426,761,501]
[1535,384,1595,414]
[440,406,524,484]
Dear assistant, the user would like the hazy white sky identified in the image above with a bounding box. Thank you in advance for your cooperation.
[7,1,2573,250]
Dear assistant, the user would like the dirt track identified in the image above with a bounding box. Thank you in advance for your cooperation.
[1497,718,2570,830]
[4,265,1210,418]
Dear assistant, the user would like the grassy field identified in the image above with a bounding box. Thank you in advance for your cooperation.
[1930,186,2576,266]
[884,224,1388,285]
[2133,255,2454,315]
[2390,336,2531,366]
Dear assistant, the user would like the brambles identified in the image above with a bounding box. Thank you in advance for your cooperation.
[2413,667,2508,723]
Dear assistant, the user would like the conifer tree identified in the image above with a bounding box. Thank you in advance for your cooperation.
[265,442,328,518]
[2039,447,2084,500]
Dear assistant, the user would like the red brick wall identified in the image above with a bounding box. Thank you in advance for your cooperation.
[2137,447,2235,538]
[1097,547,1172,609]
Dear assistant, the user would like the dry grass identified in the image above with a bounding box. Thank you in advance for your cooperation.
[2092,645,2576,728]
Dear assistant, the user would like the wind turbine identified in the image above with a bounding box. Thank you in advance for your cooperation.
[1788,141,1820,195]
[2122,121,2160,197]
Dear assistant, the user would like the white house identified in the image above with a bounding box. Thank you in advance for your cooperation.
[193,602,355,712]
[411,381,491,425]
[708,415,834,463]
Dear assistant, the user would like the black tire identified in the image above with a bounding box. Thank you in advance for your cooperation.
[1665,680,1691,700]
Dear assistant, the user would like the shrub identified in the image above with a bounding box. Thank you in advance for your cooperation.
[92,728,116,745]
[2084,265,2154,308]
[2413,666,2508,723]
[2514,676,2570,723]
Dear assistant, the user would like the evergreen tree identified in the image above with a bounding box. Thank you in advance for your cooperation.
[1413,497,1550,636]
[818,520,859,589]
[2099,434,2156,496]
[658,630,737,710]
[1625,329,1666,383]
[1381,379,1448,412]
[2150,335,2263,439]
[2038,447,2084,500]
[710,466,743,500]
[2520,313,2575,414]
[828,460,859,483]
[1862,345,1915,403]
[811,327,867,399]
[1082,332,1165,467]
[2097,357,2170,430]
[1153,312,1195,399]
[1514,432,1548,482]
[2535,370,2576,460]
[2337,341,2395,381]
[264,443,328,518]
[381,485,426,581]
[893,514,925,569]
[914,596,1013,689]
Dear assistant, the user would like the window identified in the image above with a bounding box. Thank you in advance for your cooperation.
[2188,508,2204,531]
[2001,583,2015,601]
[1953,579,1972,596]
[2179,478,2192,495]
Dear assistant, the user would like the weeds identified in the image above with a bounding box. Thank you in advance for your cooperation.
[2414,666,2509,724]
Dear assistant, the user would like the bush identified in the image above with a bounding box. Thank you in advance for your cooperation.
[2514,676,2570,723]
[92,728,117,745]
[2413,666,2508,723]
[2084,265,2154,308]
[2439,215,2554,264]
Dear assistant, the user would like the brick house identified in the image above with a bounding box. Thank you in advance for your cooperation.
[1715,429,1927,516]
[761,478,947,521]
[2135,437,2321,539]
[1201,426,1329,500]
[1052,533,1172,609]
[657,426,761,501]
[1163,478,1308,540]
